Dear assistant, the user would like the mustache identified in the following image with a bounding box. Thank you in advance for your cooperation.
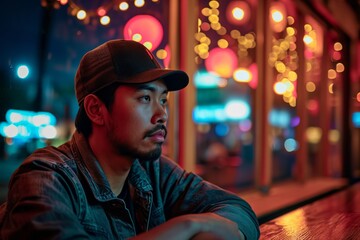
[145,125,167,138]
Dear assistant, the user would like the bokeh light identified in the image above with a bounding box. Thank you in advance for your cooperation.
[215,123,230,136]
[270,2,287,32]
[334,42,343,51]
[306,127,322,144]
[284,138,298,152]
[205,47,238,78]
[134,0,145,7]
[328,69,337,79]
[225,100,250,120]
[123,15,164,50]
[100,15,110,25]
[39,125,57,139]
[239,119,252,132]
[119,2,129,11]
[336,63,345,72]
[97,7,106,16]
[306,82,316,92]
[76,10,86,20]
[3,124,18,138]
[233,68,252,83]
[226,1,251,25]
[17,65,30,79]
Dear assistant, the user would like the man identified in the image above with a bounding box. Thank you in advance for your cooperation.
[0,40,259,239]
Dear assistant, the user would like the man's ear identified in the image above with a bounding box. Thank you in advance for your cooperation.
[83,94,105,125]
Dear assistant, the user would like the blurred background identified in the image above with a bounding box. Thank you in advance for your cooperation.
[0,0,359,219]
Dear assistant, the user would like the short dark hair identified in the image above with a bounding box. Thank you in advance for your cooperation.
[75,83,120,138]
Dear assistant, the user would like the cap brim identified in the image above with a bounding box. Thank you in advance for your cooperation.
[117,68,189,91]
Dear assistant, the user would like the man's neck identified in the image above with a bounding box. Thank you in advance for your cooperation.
[88,134,133,196]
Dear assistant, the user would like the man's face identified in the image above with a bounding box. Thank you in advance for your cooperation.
[104,80,169,161]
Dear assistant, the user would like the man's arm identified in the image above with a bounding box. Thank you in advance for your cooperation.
[131,213,244,240]
[0,162,91,239]
[155,156,260,239]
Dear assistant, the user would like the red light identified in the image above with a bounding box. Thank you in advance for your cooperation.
[205,48,238,78]
[97,7,106,17]
[332,51,341,61]
[123,15,164,51]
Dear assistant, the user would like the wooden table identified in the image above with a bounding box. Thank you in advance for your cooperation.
[260,182,360,239]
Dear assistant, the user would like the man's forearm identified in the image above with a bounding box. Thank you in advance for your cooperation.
[130,213,244,240]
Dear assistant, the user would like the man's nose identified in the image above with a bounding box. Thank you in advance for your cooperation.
[152,103,168,124]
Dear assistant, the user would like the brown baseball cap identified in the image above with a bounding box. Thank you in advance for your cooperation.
[75,39,189,104]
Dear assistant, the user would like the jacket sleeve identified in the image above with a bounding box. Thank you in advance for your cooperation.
[158,156,260,240]
[0,159,91,239]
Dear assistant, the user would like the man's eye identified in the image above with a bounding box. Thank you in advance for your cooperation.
[140,96,151,102]
[161,98,168,105]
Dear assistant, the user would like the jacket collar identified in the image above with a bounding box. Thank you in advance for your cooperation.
[70,131,153,201]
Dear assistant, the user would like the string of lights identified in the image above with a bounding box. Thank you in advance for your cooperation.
[41,0,160,26]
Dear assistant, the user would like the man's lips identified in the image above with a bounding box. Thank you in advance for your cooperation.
[146,126,167,142]
[149,129,165,141]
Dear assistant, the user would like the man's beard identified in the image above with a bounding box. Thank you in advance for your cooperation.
[114,142,162,161]
[108,124,166,161]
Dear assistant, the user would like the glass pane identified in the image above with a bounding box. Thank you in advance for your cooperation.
[268,0,298,182]
[326,30,345,177]
[303,15,324,177]
[194,0,257,190]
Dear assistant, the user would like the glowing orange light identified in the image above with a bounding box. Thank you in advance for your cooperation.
[163,45,171,68]
[328,69,337,79]
[226,1,251,25]
[334,42,343,51]
[232,8,245,20]
[58,0,68,5]
[123,15,164,50]
[97,7,106,17]
[77,10,86,20]
[233,68,252,83]
[100,16,110,25]
[205,48,238,78]
[274,82,285,94]
[119,2,129,11]
[329,83,334,94]
[336,63,345,72]
[134,0,145,7]
[272,10,283,23]
[270,2,287,32]
[303,35,313,45]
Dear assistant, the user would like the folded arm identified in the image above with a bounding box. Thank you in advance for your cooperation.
[131,212,244,240]
[155,157,260,239]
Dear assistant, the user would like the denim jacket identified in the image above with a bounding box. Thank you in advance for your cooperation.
[0,131,259,239]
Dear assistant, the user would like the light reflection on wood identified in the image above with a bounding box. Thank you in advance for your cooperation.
[260,183,360,239]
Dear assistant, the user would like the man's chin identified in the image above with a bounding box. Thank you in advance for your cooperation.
[138,146,162,162]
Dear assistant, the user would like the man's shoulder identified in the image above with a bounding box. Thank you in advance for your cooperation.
[22,141,75,170]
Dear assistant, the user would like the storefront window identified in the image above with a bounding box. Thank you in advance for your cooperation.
[194,0,257,189]
[325,30,346,177]
[303,15,324,177]
[268,0,298,182]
